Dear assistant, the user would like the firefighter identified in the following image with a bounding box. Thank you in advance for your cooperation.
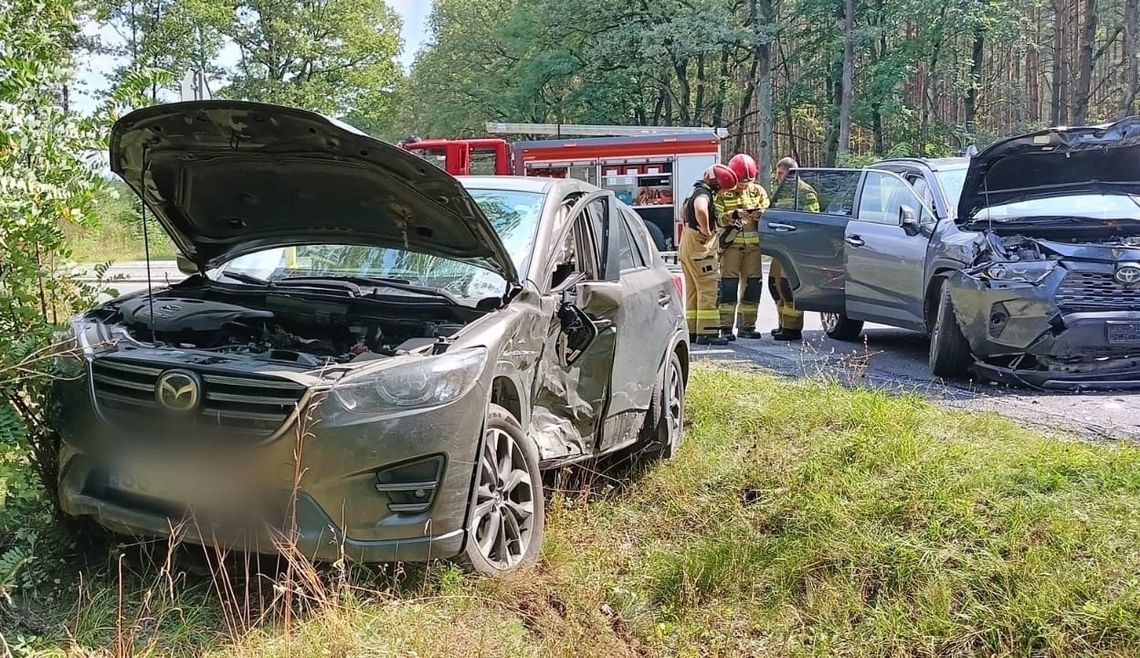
[768,157,819,341]
[679,163,739,345]
[715,154,770,339]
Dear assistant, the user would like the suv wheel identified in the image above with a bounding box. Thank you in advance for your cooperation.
[929,280,973,378]
[640,351,685,460]
[820,311,864,341]
[460,404,544,576]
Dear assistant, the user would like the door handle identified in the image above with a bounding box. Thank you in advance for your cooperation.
[845,236,865,247]
[657,292,671,308]
[769,222,798,232]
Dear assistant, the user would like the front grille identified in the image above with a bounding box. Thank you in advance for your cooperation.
[1055,271,1140,312]
[91,358,307,440]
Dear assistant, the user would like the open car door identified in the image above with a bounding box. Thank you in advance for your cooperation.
[759,168,863,312]
[529,191,621,463]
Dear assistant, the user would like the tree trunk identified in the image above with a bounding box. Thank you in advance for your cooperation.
[964,21,985,136]
[824,68,842,166]
[837,0,855,161]
[1124,0,1140,116]
[871,0,887,155]
[1051,0,1066,124]
[1073,0,1097,123]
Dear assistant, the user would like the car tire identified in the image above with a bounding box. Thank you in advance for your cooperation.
[639,350,686,461]
[929,280,973,379]
[820,311,864,341]
[458,404,544,577]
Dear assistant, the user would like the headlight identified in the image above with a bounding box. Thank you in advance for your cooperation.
[978,261,1057,284]
[51,316,116,378]
[52,326,85,379]
[332,347,487,413]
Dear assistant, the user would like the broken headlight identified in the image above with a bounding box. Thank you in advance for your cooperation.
[977,261,1058,284]
[332,347,487,413]
[52,316,115,378]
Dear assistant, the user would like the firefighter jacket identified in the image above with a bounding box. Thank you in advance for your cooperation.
[714,183,770,246]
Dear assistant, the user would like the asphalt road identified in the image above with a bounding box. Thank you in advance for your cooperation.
[86,261,1140,442]
[692,267,1140,443]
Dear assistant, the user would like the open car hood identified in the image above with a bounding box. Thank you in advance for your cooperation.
[958,116,1140,222]
[110,101,519,283]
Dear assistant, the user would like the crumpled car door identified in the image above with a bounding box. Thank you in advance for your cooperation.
[528,191,620,463]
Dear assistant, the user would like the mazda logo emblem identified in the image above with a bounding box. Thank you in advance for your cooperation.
[156,370,201,412]
[1115,263,1140,287]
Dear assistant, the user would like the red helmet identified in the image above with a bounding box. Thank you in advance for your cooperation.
[728,154,758,182]
[704,163,738,190]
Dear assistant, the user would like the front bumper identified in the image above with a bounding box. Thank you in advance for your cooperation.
[58,464,465,562]
[50,355,490,563]
[948,267,1140,390]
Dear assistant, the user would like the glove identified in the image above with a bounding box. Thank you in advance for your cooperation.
[719,216,742,249]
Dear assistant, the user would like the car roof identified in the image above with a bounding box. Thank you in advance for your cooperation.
[873,157,969,172]
[459,175,595,195]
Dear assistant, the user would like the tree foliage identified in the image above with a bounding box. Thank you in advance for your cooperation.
[0,0,110,595]
[404,0,1140,167]
[215,0,402,125]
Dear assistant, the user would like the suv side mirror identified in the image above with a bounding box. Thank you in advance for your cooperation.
[900,205,919,232]
[556,302,599,365]
[175,253,198,275]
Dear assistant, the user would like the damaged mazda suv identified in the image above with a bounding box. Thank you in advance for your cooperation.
[49,101,688,575]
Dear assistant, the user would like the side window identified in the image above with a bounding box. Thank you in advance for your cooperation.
[798,170,860,216]
[907,175,938,223]
[550,212,601,288]
[858,171,933,226]
[616,215,645,271]
[772,172,799,209]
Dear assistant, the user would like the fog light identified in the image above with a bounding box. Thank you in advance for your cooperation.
[375,455,445,514]
[989,303,1010,338]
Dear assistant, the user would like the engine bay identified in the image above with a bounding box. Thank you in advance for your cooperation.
[100,284,479,368]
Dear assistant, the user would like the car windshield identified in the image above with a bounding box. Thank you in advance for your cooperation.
[936,168,968,207]
[212,188,544,299]
[973,193,1140,223]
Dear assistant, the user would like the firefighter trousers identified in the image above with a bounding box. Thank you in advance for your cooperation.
[679,226,721,336]
[718,240,763,332]
[767,258,804,331]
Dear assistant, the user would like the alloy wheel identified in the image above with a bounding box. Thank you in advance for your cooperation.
[665,357,684,450]
[821,312,840,334]
[472,427,536,568]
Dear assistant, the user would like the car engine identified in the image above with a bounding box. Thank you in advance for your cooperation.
[109,291,468,368]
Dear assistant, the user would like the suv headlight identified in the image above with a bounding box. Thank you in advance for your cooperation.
[332,347,487,413]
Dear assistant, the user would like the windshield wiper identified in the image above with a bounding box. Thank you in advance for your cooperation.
[219,271,271,286]
[276,275,460,303]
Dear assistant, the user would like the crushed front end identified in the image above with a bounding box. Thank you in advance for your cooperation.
[948,232,1140,390]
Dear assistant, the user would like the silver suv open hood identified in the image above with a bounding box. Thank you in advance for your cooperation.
[958,116,1140,222]
[110,101,518,283]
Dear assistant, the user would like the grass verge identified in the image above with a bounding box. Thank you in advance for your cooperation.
[5,364,1140,657]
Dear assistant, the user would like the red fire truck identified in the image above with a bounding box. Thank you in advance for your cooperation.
[402,124,725,251]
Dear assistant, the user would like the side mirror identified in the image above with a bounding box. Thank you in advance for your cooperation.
[556,302,599,365]
[175,253,198,276]
[900,205,919,231]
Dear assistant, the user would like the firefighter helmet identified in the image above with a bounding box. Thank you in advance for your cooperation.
[728,154,758,182]
[704,163,738,191]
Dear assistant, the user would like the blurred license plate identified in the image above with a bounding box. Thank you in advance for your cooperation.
[108,469,178,499]
[1106,322,1140,344]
